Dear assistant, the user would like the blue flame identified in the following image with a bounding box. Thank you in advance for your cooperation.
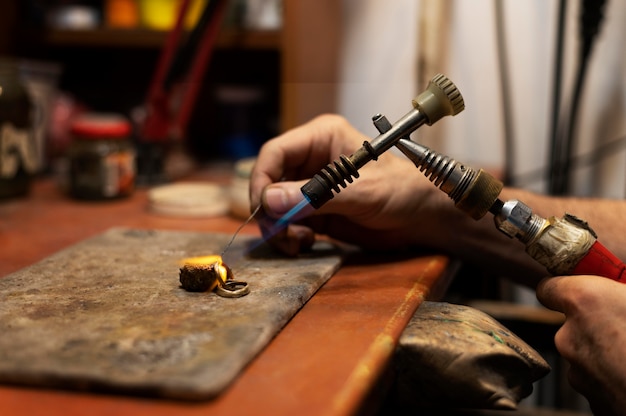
[264,196,315,239]
[223,194,316,265]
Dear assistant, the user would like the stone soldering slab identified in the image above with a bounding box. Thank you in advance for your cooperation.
[0,228,342,400]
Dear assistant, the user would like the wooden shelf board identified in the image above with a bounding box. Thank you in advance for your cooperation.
[38,27,281,50]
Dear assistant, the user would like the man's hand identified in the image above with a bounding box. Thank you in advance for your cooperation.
[537,275,626,415]
[249,114,451,255]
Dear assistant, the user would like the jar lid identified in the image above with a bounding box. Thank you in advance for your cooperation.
[234,157,257,179]
[71,113,131,139]
[148,183,230,217]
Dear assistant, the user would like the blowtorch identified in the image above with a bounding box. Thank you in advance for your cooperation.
[298,74,626,282]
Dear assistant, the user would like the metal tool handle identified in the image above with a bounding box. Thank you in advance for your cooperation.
[301,74,465,209]
[524,213,626,282]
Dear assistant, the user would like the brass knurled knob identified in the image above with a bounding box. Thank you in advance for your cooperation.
[412,73,465,125]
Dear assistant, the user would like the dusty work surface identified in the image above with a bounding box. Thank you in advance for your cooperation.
[0,228,342,400]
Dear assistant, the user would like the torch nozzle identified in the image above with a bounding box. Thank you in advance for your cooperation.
[394,138,504,220]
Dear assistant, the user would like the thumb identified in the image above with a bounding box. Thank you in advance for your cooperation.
[262,181,310,218]
[262,180,357,219]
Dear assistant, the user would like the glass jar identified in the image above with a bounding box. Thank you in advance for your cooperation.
[67,113,136,200]
[229,157,256,219]
[0,58,37,199]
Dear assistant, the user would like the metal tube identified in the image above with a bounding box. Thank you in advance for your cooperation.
[364,109,427,160]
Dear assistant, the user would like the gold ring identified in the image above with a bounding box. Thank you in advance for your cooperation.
[215,280,250,298]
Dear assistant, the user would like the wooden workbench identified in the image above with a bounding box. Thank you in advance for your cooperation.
[0,169,452,416]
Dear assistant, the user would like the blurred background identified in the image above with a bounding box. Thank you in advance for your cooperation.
[0,0,289,169]
[1,0,623,192]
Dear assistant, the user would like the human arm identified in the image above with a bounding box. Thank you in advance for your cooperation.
[249,114,626,287]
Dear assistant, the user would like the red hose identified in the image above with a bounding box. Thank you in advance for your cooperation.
[572,241,626,283]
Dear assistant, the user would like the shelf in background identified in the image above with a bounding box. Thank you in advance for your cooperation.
[33,27,281,50]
